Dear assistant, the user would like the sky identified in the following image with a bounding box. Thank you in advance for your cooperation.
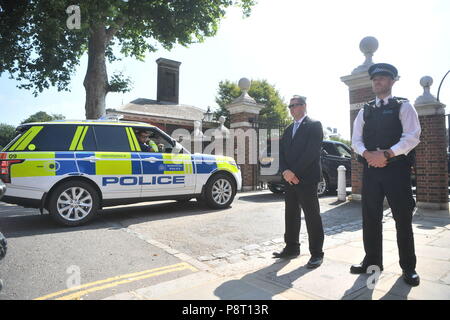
[0,0,449,140]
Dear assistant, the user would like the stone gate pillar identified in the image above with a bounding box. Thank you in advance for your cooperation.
[340,36,378,201]
[414,76,449,213]
[225,78,264,191]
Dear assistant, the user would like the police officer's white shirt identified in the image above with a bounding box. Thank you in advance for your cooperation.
[351,95,421,156]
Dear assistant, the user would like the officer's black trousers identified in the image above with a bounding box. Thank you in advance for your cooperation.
[361,160,417,271]
[284,182,324,257]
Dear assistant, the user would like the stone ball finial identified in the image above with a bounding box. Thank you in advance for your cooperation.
[238,78,251,92]
[359,36,378,55]
[420,76,433,88]
[415,75,438,105]
[351,36,379,75]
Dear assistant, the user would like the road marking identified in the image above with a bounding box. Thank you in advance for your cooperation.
[34,262,197,300]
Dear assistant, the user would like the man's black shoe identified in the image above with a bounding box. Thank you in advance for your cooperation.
[403,270,420,287]
[306,256,323,269]
[350,263,383,274]
[272,248,300,259]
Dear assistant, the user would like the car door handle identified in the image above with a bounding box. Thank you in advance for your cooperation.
[143,157,159,163]
[82,156,99,163]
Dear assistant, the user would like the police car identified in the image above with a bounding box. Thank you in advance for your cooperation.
[0,120,242,226]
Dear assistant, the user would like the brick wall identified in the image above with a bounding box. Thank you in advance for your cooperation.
[349,86,375,197]
[415,114,449,205]
[350,87,374,104]
[230,112,258,124]
[233,131,256,189]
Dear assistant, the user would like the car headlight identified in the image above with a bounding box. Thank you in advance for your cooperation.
[228,160,240,170]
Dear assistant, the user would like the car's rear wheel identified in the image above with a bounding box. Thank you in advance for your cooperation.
[48,180,100,227]
[204,173,236,209]
[317,174,329,197]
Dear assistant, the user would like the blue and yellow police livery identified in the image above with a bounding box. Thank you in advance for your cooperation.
[0,120,242,226]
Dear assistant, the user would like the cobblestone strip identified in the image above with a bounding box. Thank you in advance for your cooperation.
[197,213,397,267]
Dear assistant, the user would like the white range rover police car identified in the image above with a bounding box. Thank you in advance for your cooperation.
[0,120,241,226]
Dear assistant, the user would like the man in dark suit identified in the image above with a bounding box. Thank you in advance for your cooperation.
[273,95,325,269]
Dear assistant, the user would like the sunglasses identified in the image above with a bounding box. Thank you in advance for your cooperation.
[288,103,305,108]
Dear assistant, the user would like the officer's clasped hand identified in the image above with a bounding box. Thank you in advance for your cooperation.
[363,150,387,168]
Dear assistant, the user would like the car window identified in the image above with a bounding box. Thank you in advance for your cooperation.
[79,127,96,151]
[15,125,78,151]
[336,144,352,157]
[94,126,132,152]
[69,126,96,151]
[322,143,340,156]
[133,128,174,153]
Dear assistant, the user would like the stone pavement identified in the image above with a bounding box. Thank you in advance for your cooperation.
[104,197,450,300]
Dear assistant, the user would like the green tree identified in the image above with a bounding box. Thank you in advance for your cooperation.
[21,111,65,124]
[0,123,16,149]
[329,136,351,147]
[214,79,291,127]
[0,0,256,119]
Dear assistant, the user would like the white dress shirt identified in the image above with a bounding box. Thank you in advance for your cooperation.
[292,115,307,138]
[351,96,421,156]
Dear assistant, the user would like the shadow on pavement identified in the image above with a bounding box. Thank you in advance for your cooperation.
[0,200,220,238]
[213,259,315,300]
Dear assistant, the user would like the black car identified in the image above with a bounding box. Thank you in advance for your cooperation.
[259,140,352,196]
[0,232,6,261]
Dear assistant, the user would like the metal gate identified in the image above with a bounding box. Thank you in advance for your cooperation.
[251,118,290,190]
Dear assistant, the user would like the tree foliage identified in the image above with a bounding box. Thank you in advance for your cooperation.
[21,111,65,124]
[0,123,16,149]
[214,79,291,127]
[0,0,257,118]
[329,136,351,147]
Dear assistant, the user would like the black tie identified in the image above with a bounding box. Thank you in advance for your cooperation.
[379,99,385,107]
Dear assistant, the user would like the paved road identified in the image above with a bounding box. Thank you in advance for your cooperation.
[0,190,356,300]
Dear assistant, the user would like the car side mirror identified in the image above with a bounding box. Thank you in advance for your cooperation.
[172,142,183,154]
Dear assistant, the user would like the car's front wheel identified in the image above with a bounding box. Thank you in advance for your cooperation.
[204,173,236,209]
[48,180,100,227]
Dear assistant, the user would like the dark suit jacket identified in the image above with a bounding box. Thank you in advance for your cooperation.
[279,116,323,184]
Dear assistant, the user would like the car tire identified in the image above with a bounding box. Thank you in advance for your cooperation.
[0,232,6,261]
[204,173,236,209]
[317,174,329,197]
[48,180,100,227]
[268,184,284,194]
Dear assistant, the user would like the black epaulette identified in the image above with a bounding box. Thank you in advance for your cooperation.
[362,99,376,121]
[390,96,409,106]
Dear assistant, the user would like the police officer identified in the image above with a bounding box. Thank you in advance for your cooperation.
[136,130,159,153]
[351,63,421,286]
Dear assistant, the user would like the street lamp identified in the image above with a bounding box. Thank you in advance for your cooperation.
[203,106,214,122]
[437,69,450,102]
